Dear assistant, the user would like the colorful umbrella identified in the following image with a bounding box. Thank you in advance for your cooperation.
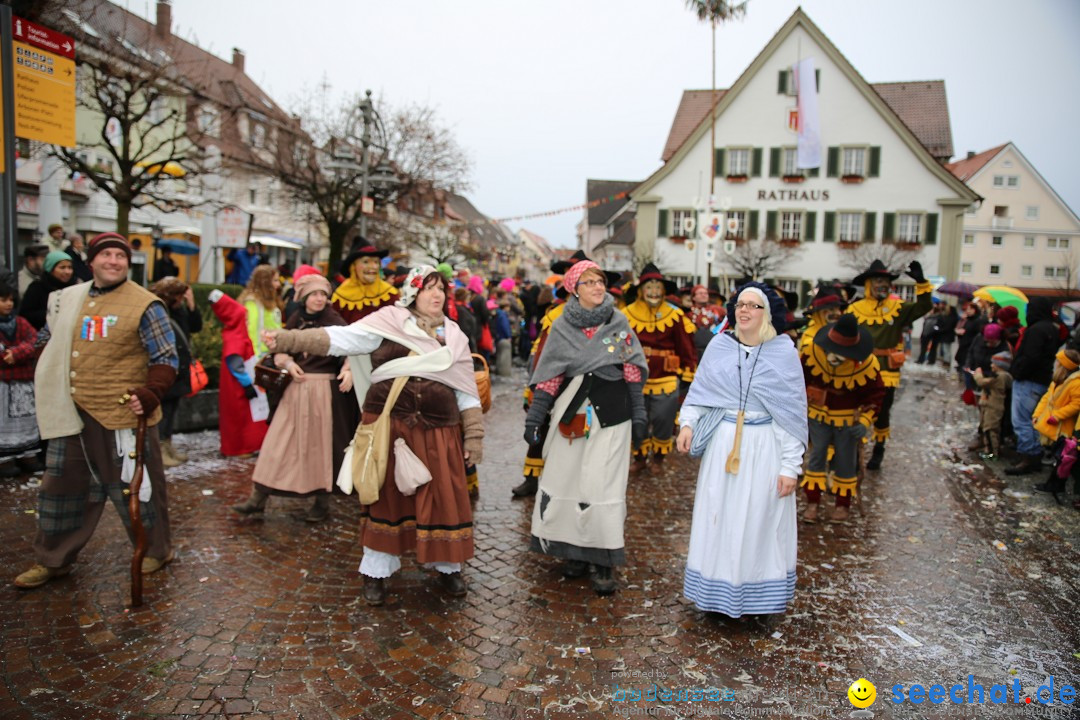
[544,273,562,286]
[974,285,1028,325]
[936,280,979,298]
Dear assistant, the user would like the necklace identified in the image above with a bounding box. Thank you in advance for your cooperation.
[726,341,762,474]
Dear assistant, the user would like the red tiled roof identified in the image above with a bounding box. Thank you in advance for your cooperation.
[661,90,726,162]
[662,81,954,163]
[945,144,1008,182]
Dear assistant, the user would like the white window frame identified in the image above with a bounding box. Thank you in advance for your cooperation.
[838,212,863,243]
[963,234,975,246]
[1044,266,1056,278]
[1024,236,1036,250]
[1026,205,1039,220]
[780,211,803,242]
[726,210,747,240]
[1007,176,1019,188]
[897,212,923,244]
[671,208,695,238]
[960,262,973,275]
[991,236,1003,247]
[1021,265,1033,278]
[841,146,866,177]
[726,147,751,176]
[989,264,1002,276]
[782,147,799,176]
[992,175,1004,187]
[1048,237,1070,250]
[251,123,266,149]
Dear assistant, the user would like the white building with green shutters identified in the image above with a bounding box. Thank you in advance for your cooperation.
[631,8,978,301]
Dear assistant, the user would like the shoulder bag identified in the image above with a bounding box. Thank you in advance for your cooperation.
[349,373,410,505]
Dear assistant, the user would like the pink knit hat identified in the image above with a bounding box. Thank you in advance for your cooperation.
[292,264,322,281]
[498,277,517,292]
[467,275,485,294]
[563,260,600,296]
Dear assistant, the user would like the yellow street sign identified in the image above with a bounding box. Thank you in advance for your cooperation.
[11,15,76,147]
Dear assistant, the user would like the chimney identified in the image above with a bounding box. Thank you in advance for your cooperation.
[232,47,245,73]
[155,1,171,39]
[966,151,975,160]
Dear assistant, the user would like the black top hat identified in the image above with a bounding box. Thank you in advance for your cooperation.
[625,262,679,303]
[550,249,589,274]
[805,288,847,314]
[341,238,390,274]
[851,259,899,286]
[814,314,874,361]
[774,286,799,312]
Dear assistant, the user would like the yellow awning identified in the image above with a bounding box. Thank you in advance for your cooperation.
[136,160,186,177]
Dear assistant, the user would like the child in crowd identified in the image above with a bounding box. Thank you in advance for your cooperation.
[972,349,1013,460]
[0,284,42,477]
[1032,349,1080,445]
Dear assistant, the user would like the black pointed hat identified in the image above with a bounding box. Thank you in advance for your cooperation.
[814,313,874,361]
[851,259,899,286]
[625,262,679,303]
[805,287,847,314]
[341,237,389,275]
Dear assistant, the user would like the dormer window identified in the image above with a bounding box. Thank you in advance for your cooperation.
[197,106,220,137]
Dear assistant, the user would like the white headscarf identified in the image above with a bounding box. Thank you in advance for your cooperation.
[395,265,439,308]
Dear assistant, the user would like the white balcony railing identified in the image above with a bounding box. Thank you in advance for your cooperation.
[992,216,1013,229]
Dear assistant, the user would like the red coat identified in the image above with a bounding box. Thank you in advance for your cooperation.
[0,315,39,382]
[210,294,268,456]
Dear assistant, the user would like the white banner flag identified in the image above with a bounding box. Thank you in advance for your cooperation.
[795,58,821,169]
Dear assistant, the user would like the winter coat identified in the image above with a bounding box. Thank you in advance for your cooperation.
[935,307,959,343]
[210,293,268,456]
[18,272,76,330]
[1033,371,1080,441]
[1010,297,1060,385]
[974,368,1012,432]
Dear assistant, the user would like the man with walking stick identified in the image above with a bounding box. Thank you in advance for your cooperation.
[14,233,178,590]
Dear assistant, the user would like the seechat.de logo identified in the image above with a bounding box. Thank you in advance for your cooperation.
[890,676,1076,706]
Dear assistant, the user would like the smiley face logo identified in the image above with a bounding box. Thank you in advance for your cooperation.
[847,678,876,708]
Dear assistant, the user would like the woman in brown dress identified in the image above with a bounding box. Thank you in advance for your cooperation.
[264,266,484,605]
[233,274,352,521]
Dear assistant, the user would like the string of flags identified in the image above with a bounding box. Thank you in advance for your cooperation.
[491,191,630,223]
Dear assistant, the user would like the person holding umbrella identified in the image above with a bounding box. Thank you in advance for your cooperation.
[152,246,180,282]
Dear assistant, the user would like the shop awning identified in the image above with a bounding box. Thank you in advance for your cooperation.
[250,234,305,251]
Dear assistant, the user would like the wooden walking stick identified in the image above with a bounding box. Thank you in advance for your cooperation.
[127,414,149,608]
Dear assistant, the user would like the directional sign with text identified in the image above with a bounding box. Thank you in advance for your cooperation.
[11,15,75,147]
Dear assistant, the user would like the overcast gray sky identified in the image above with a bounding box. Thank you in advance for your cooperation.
[142,0,1080,249]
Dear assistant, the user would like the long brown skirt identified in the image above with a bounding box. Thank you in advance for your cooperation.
[360,414,473,564]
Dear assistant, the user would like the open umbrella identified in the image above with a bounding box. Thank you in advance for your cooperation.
[154,238,200,255]
[543,273,562,286]
[974,285,1028,325]
[937,280,978,298]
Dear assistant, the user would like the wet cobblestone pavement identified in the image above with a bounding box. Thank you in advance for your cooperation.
[1,366,1078,719]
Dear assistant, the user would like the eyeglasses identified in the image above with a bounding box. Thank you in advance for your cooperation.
[576,279,606,288]
[733,301,765,311]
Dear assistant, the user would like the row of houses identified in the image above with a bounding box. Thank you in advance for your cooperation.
[15,0,556,283]
[577,9,1080,301]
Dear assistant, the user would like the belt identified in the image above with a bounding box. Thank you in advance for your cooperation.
[643,347,675,357]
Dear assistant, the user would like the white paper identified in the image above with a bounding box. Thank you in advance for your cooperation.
[244,356,271,422]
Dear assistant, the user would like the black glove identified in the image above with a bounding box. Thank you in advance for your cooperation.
[853,421,870,440]
[243,383,259,400]
[906,260,926,284]
[524,389,555,446]
[628,381,647,449]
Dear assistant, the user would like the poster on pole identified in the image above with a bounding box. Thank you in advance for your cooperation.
[215,206,253,249]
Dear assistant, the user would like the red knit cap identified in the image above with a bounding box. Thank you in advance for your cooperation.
[563,260,599,295]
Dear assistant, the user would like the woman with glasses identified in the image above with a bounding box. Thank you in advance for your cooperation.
[524,260,648,595]
[675,282,808,619]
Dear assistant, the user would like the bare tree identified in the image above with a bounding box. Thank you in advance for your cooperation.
[44,3,221,236]
[719,236,803,280]
[1049,246,1080,301]
[837,243,921,276]
[380,102,473,197]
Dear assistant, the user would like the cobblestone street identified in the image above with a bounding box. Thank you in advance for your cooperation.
[1,367,1078,719]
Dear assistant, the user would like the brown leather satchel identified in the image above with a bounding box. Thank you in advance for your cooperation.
[558,413,588,440]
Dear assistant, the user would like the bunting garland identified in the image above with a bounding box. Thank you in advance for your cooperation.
[491,191,630,223]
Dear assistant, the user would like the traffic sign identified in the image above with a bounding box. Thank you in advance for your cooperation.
[11,15,75,147]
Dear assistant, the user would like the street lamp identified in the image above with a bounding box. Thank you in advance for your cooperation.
[356,90,399,236]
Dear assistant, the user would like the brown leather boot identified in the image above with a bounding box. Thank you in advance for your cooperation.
[231,489,268,514]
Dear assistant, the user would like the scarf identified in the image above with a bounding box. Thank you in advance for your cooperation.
[530,294,648,385]
[0,313,16,341]
[684,331,808,454]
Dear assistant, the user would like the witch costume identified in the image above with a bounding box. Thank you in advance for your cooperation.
[525,260,648,594]
[680,282,807,617]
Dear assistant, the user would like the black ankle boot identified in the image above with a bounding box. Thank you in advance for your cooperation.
[1034,472,1066,503]
[438,572,467,597]
[591,565,617,596]
[363,576,386,606]
[511,476,538,498]
[231,489,268,514]
[1005,454,1042,476]
[866,443,885,471]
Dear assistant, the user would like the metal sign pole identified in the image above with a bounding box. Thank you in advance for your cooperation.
[0,6,17,271]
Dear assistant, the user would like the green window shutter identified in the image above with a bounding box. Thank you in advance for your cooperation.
[658,209,669,237]
[778,70,788,94]
[883,212,895,242]
[751,147,763,177]
[808,166,820,177]
[815,68,820,91]
[823,211,836,242]
[827,147,839,177]
[804,212,816,242]
[769,147,780,177]
[748,210,759,239]
[864,212,876,242]
[868,146,881,177]
[766,211,778,239]
[714,148,725,177]
[925,212,938,245]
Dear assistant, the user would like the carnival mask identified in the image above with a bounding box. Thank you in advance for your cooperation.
[641,279,666,307]
[353,256,380,284]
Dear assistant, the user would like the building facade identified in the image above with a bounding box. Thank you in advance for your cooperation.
[631,9,978,300]
[949,143,1080,295]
